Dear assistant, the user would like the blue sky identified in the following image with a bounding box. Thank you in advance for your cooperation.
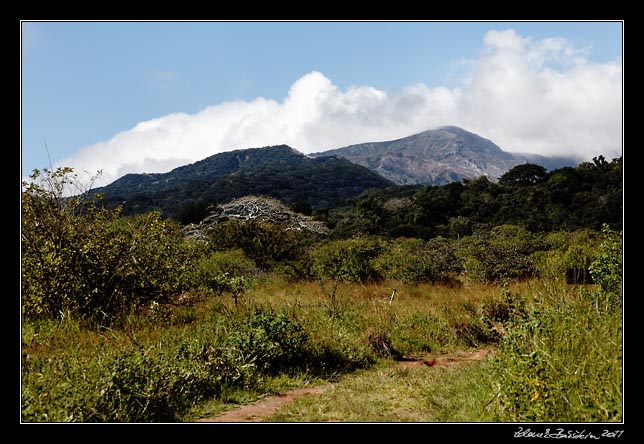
[21,21,623,187]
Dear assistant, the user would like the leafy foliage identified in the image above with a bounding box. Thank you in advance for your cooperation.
[204,219,312,273]
[457,225,544,283]
[326,155,622,236]
[498,163,548,185]
[311,237,385,283]
[21,168,197,325]
[373,238,462,284]
[589,224,623,298]
[534,229,600,284]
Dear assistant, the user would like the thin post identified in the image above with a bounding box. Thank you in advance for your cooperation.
[389,288,397,305]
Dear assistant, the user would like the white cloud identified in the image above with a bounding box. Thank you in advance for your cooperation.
[458,29,622,158]
[57,29,622,188]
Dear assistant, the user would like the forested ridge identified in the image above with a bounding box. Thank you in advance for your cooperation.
[320,155,622,239]
[90,145,395,220]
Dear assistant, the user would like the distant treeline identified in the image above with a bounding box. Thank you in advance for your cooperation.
[319,155,622,238]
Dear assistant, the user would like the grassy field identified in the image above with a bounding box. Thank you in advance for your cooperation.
[262,348,498,422]
[21,275,622,423]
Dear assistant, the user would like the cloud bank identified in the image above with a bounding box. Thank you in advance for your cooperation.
[57,29,622,188]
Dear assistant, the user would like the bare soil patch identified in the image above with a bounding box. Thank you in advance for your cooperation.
[197,384,334,423]
[397,347,495,369]
[196,347,495,423]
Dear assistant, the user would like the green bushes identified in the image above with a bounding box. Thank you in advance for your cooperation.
[22,167,595,325]
[194,249,258,279]
[589,224,623,300]
[311,237,384,283]
[21,168,198,325]
[21,304,376,422]
[87,307,321,422]
[534,229,600,284]
[205,219,311,272]
[457,225,543,283]
[374,238,462,284]
[310,237,463,285]
[190,249,257,304]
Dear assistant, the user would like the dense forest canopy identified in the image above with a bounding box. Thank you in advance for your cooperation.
[319,155,622,239]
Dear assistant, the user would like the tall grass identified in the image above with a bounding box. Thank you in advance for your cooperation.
[489,226,622,422]
[260,277,622,423]
[489,280,622,422]
[21,277,505,422]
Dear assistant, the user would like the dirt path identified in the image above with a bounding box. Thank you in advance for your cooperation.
[196,347,495,423]
[197,384,335,423]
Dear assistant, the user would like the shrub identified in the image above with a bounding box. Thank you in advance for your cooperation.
[534,229,599,283]
[238,307,310,375]
[21,167,198,325]
[589,224,623,300]
[457,226,542,283]
[311,237,385,283]
[374,237,462,284]
[191,249,258,292]
[200,249,257,276]
[205,220,312,271]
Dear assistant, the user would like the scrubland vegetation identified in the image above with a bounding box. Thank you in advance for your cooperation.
[21,165,622,422]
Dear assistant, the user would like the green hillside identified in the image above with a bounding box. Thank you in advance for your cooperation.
[91,145,396,220]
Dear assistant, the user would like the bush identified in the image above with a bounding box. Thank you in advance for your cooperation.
[311,237,384,283]
[589,224,623,300]
[21,167,198,325]
[205,220,311,271]
[238,307,310,375]
[457,226,542,283]
[373,237,462,284]
[192,249,258,284]
[534,229,599,283]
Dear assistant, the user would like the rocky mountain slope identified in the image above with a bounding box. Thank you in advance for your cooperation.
[313,126,578,185]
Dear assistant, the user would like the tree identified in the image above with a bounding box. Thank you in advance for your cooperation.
[499,163,548,186]
[446,216,472,239]
[21,167,103,318]
[177,201,210,225]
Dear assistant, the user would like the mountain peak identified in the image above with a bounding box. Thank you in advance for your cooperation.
[434,125,469,133]
[313,126,576,185]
